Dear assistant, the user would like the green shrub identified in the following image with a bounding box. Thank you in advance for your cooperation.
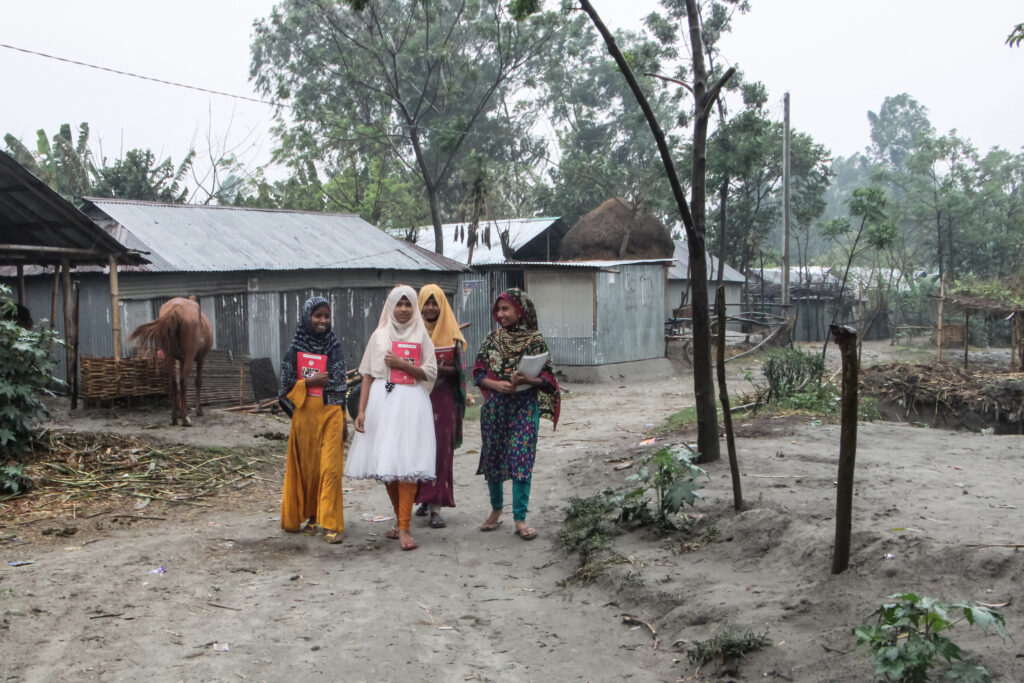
[1,285,63,462]
[855,592,1006,682]
[616,446,707,528]
[762,348,825,402]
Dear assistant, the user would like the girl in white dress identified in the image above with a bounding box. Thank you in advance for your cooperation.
[345,285,437,550]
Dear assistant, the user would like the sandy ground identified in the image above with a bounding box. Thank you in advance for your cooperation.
[2,341,1023,682]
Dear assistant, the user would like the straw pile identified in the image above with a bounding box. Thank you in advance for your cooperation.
[0,430,280,518]
[861,362,1024,427]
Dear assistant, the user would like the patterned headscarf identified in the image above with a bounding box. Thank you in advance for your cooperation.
[279,296,347,416]
[474,288,560,426]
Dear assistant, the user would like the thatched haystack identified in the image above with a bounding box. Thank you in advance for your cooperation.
[560,198,674,261]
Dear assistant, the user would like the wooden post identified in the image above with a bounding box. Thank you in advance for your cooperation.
[830,323,859,575]
[61,259,72,396]
[963,309,970,370]
[936,273,945,362]
[71,281,80,409]
[716,287,742,511]
[50,264,60,332]
[109,255,122,360]
[1011,313,1019,373]
[857,283,864,366]
[15,264,25,305]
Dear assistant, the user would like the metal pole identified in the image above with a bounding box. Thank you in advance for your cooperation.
[781,92,791,309]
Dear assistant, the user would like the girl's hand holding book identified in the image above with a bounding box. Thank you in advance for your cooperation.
[483,378,516,394]
[511,371,541,389]
[305,371,329,388]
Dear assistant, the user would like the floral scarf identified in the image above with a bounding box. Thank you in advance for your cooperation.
[474,288,560,427]
[279,296,346,417]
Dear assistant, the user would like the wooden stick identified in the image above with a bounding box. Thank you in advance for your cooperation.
[831,323,859,575]
[621,614,659,649]
[965,543,1024,549]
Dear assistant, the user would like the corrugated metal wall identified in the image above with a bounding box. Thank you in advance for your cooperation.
[4,270,475,384]
[454,271,512,360]
[524,270,598,366]
[595,264,665,364]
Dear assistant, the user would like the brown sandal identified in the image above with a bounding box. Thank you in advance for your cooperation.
[384,527,399,540]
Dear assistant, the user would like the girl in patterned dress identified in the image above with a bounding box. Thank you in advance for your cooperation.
[473,288,560,540]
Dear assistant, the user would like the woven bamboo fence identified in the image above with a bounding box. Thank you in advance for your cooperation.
[81,350,256,407]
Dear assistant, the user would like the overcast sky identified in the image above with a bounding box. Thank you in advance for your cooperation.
[1,1,1021,188]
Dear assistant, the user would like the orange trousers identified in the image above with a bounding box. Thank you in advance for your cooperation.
[384,481,418,530]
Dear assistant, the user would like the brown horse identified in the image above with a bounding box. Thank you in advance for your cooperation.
[129,297,212,426]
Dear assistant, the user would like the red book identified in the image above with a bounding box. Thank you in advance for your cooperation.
[298,352,327,396]
[389,341,421,384]
[434,345,455,365]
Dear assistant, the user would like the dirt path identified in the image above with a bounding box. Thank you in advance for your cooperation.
[3,344,1024,681]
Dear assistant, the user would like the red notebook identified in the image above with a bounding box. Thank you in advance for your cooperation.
[298,352,327,396]
[434,345,455,365]
[389,341,421,384]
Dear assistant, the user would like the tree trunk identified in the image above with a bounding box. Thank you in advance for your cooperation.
[685,0,730,462]
[830,323,858,574]
[716,287,741,510]
[578,0,729,464]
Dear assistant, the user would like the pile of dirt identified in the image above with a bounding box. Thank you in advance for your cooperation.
[560,198,674,260]
[861,361,1024,433]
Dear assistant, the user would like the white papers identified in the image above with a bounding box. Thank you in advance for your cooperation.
[515,352,548,391]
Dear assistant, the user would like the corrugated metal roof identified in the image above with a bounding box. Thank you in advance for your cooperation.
[84,198,462,273]
[667,240,744,283]
[414,218,561,265]
[0,152,147,269]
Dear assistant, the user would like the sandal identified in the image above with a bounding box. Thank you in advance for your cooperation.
[429,514,447,529]
[414,503,429,517]
[514,526,537,541]
[302,525,320,536]
[479,519,503,532]
[323,531,343,544]
[384,527,400,540]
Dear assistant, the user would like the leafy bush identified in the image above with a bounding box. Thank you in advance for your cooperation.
[855,592,1006,682]
[616,446,708,528]
[762,348,825,402]
[1,285,63,462]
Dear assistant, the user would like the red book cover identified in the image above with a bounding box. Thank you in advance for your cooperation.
[389,341,421,384]
[298,352,327,396]
[434,345,455,365]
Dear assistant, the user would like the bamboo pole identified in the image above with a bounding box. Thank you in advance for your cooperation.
[61,259,72,396]
[963,309,969,370]
[50,264,59,332]
[716,287,742,511]
[936,273,945,362]
[108,255,122,360]
[71,281,80,409]
[830,323,859,575]
[15,264,25,305]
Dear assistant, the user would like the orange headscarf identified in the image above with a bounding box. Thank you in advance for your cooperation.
[417,284,466,351]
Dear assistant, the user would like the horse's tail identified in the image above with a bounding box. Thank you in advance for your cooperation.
[128,307,185,355]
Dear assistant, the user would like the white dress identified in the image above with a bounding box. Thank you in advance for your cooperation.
[344,377,437,482]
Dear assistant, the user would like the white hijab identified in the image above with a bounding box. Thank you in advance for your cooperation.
[359,285,437,387]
